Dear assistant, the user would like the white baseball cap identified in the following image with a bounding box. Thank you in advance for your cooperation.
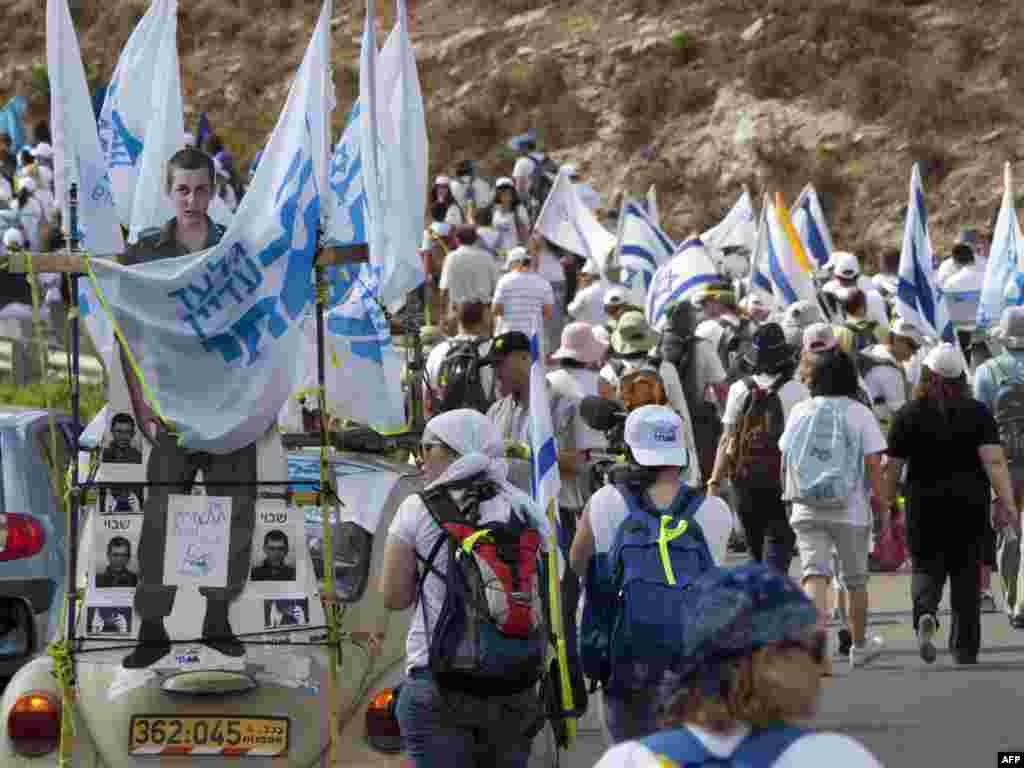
[495,176,515,190]
[2,228,25,249]
[831,251,861,279]
[505,246,530,268]
[604,286,628,308]
[923,342,964,379]
[625,405,688,468]
[30,142,53,159]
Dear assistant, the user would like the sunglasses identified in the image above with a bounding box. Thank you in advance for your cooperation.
[776,629,827,665]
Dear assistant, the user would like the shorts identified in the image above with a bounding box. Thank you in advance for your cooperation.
[792,519,871,591]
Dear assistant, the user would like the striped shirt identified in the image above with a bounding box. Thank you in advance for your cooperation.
[492,271,555,336]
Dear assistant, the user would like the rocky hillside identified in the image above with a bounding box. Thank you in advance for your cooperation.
[2,0,1023,266]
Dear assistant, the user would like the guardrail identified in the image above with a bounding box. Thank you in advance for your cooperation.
[0,336,104,387]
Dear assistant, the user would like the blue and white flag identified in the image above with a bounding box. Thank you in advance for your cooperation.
[359,0,427,309]
[645,238,719,331]
[790,183,833,270]
[896,163,954,342]
[979,162,1024,329]
[618,197,676,297]
[319,264,405,431]
[749,193,773,305]
[81,0,335,453]
[324,102,369,247]
[0,96,27,154]
[46,0,124,255]
[765,193,817,308]
[646,184,659,226]
[529,322,561,533]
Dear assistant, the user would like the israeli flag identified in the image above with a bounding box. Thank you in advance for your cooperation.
[46,0,124,255]
[317,264,405,431]
[618,198,676,296]
[765,193,817,307]
[896,163,954,342]
[645,238,719,331]
[790,183,833,269]
[81,0,335,453]
[324,102,368,247]
[749,194,773,304]
[529,322,561,533]
[979,162,1024,328]
[359,0,428,309]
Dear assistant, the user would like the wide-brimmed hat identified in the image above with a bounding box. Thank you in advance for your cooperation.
[552,322,606,364]
[611,311,657,355]
[996,306,1024,350]
[745,322,792,373]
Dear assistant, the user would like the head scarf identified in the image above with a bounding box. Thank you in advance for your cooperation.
[423,409,550,539]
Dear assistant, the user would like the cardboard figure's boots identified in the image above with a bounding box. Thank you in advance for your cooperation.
[201,600,244,657]
[123,620,172,669]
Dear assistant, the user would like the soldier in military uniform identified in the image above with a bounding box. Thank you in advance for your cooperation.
[120,147,255,669]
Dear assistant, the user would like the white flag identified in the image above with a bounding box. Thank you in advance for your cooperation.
[979,163,1024,329]
[46,0,124,255]
[535,167,617,271]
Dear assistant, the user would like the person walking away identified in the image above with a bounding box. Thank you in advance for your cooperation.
[380,409,550,768]
[941,231,985,357]
[439,225,500,332]
[780,326,889,672]
[834,288,884,357]
[491,247,554,352]
[491,177,530,253]
[13,177,48,254]
[708,323,808,573]
[594,563,884,768]
[424,302,494,419]
[571,405,731,744]
[822,251,889,329]
[694,280,755,381]
[548,322,607,400]
[887,343,1017,664]
[566,258,608,327]
[936,229,980,287]
[972,306,1024,627]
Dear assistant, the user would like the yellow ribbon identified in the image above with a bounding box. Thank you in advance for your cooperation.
[658,516,689,586]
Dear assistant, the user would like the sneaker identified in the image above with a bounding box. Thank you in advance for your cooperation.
[917,614,937,664]
[836,627,853,657]
[849,636,885,669]
[980,593,999,614]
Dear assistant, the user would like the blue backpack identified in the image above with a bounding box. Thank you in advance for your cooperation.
[782,397,862,510]
[580,484,715,692]
[642,725,807,767]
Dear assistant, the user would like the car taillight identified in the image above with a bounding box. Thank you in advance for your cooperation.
[365,686,402,753]
[0,514,45,561]
[8,691,61,756]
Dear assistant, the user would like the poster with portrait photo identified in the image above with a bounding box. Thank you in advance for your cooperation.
[95,410,146,514]
[247,501,304,594]
[101,411,144,465]
[88,514,142,601]
[85,605,135,637]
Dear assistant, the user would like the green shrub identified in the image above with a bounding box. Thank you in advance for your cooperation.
[0,380,106,425]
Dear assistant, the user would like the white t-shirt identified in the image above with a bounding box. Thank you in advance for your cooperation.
[567,281,608,326]
[936,257,958,286]
[594,724,883,768]
[491,205,530,252]
[860,345,907,414]
[425,335,494,395]
[722,375,810,431]
[388,491,548,673]
[941,262,984,330]
[695,313,743,355]
[586,484,732,565]
[493,271,555,336]
[822,279,889,328]
[538,243,567,284]
[439,244,500,305]
[778,397,886,527]
[693,340,728,405]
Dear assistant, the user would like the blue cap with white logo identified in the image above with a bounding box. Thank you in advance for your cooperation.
[624,405,688,468]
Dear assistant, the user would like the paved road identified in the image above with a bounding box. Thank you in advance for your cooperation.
[561,564,1024,767]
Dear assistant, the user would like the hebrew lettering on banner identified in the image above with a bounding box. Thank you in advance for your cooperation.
[163,495,232,589]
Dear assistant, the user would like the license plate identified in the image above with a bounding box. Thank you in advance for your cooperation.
[129,715,289,756]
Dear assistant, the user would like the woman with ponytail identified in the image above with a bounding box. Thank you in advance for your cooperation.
[886,342,1016,665]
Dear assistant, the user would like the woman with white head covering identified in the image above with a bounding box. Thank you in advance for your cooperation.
[381,409,549,768]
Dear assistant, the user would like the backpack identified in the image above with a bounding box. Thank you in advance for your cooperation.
[732,376,788,490]
[433,339,494,415]
[416,475,547,696]
[717,318,755,381]
[783,398,862,509]
[642,724,808,767]
[526,152,559,209]
[990,354,1024,467]
[836,319,878,356]
[580,484,714,691]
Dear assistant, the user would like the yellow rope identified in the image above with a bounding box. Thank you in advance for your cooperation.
[24,253,77,766]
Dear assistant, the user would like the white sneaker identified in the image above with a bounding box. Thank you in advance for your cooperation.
[849,636,885,669]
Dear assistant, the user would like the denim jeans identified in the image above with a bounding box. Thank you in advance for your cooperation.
[396,670,540,768]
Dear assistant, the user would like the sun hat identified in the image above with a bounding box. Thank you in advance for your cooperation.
[552,322,606,365]
[995,306,1024,350]
[505,246,530,268]
[611,310,657,355]
[923,342,964,379]
[831,251,861,279]
[670,563,819,688]
[746,322,792,373]
[889,317,924,348]
[624,405,688,468]
[802,322,838,354]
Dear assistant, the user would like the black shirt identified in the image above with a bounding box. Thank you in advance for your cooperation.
[122,216,226,266]
[96,568,139,588]
[102,444,143,464]
[888,397,999,549]
[250,563,296,582]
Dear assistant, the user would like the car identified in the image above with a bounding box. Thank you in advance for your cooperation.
[0,408,74,682]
